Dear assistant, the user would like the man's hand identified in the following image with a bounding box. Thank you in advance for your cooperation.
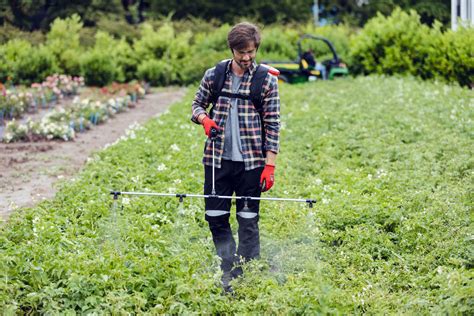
[201,116,219,137]
[260,164,275,192]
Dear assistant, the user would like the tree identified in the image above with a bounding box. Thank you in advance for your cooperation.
[319,0,451,27]
[0,0,124,31]
[146,0,314,24]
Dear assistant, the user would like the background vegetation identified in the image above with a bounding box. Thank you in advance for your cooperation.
[1,8,472,88]
[0,0,452,31]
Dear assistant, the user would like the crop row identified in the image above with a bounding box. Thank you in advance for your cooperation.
[1,76,472,313]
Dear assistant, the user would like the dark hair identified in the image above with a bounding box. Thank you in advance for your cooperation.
[227,22,261,51]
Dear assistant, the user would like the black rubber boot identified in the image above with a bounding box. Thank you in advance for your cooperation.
[221,271,234,294]
[231,265,243,279]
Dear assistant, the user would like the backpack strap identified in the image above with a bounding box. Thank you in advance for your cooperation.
[211,62,275,108]
[210,59,231,107]
[249,65,269,113]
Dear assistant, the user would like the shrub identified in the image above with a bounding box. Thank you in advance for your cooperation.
[350,8,474,86]
[93,31,138,83]
[81,50,117,86]
[133,22,175,61]
[192,24,230,53]
[259,26,300,61]
[14,45,59,85]
[114,38,139,82]
[46,14,83,75]
[0,45,9,82]
[180,50,229,84]
[95,15,141,44]
[168,31,193,84]
[0,40,58,84]
[441,26,474,87]
[0,24,45,45]
[137,59,174,86]
[134,22,194,85]
[350,9,430,76]
[80,30,139,86]
[0,39,31,83]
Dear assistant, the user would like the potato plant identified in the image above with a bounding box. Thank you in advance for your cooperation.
[0,76,472,314]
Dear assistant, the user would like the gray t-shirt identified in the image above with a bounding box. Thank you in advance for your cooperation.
[222,72,244,161]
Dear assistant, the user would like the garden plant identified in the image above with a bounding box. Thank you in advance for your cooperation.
[1,76,472,313]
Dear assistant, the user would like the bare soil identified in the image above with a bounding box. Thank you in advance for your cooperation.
[0,87,187,222]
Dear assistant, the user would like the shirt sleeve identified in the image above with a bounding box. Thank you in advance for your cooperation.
[191,68,214,124]
[262,74,280,153]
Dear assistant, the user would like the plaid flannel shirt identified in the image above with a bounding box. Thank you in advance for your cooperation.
[191,60,280,170]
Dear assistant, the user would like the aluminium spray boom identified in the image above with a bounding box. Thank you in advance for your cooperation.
[111,128,317,208]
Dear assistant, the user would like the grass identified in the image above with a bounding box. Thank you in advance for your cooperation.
[1,75,472,314]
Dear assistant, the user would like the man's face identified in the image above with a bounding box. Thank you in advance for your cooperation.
[232,42,257,71]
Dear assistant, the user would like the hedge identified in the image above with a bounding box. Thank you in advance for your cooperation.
[350,8,474,87]
[0,10,472,87]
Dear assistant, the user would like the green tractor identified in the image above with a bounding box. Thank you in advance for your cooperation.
[262,34,349,83]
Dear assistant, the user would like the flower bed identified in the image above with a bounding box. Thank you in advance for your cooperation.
[1,81,149,142]
[0,74,84,121]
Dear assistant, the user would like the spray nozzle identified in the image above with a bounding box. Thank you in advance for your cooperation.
[242,197,251,212]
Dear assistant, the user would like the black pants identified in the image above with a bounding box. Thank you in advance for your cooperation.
[204,160,264,272]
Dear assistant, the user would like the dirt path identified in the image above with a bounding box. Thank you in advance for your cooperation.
[0,87,187,222]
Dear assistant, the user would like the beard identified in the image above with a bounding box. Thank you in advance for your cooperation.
[235,59,252,70]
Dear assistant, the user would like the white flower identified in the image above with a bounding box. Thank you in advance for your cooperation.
[157,163,167,171]
[322,198,330,205]
[314,178,323,186]
[131,176,140,183]
[174,179,182,184]
[170,144,180,152]
[376,169,387,178]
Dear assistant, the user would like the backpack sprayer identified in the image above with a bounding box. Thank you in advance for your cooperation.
[110,128,317,210]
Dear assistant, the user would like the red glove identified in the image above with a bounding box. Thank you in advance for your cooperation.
[202,116,219,137]
[260,164,275,192]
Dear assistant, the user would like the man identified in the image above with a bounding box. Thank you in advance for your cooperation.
[191,22,280,292]
[302,49,316,69]
[301,48,327,80]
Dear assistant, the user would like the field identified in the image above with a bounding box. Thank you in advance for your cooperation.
[1,76,472,313]
[0,87,187,220]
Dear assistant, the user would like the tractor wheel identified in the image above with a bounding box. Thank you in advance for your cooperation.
[278,75,289,84]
